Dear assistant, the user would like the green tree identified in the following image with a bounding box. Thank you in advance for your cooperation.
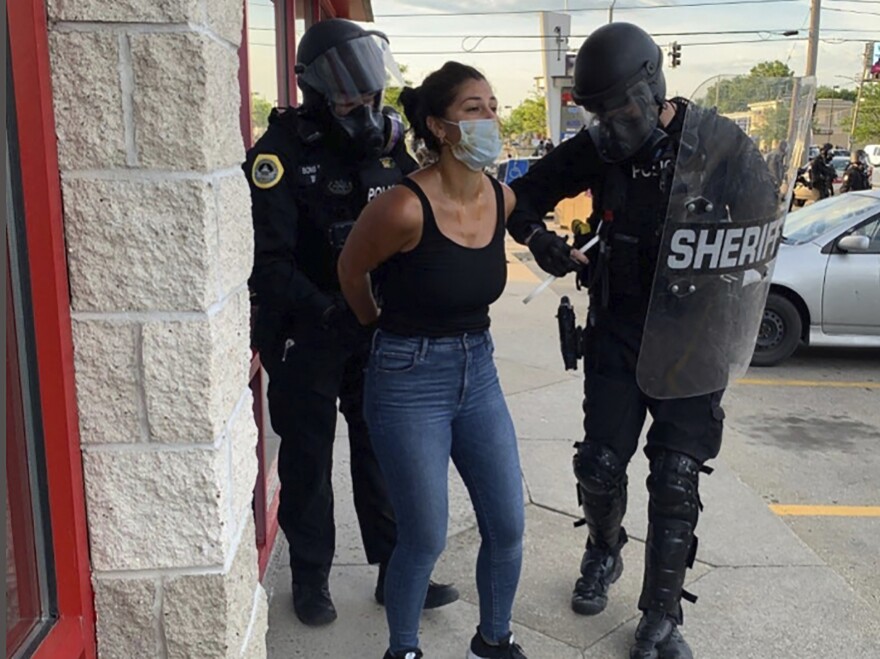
[849,83,880,145]
[383,64,412,123]
[502,94,547,139]
[698,60,795,114]
[749,60,794,79]
[251,93,273,136]
[815,86,857,102]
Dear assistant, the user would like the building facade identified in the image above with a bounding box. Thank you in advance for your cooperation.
[5,1,370,657]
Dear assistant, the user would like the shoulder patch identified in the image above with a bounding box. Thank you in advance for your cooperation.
[251,154,284,189]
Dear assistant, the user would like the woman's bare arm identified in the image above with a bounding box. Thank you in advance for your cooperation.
[338,185,422,325]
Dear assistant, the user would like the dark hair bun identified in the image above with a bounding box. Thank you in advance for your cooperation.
[398,86,421,126]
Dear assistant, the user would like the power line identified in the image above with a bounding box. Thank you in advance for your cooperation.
[390,36,875,56]
[372,28,880,38]
[374,0,805,19]
[824,6,880,15]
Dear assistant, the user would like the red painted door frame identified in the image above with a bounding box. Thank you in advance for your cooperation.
[7,0,97,657]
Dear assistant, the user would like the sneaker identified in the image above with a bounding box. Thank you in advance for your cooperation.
[375,566,460,609]
[292,582,337,627]
[467,630,528,659]
[383,650,423,659]
[571,542,624,616]
[629,611,693,659]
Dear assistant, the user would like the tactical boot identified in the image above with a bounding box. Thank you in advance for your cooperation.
[375,564,460,609]
[571,531,627,616]
[629,610,693,659]
[292,581,337,626]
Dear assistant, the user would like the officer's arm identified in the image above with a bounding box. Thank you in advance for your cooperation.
[507,134,597,244]
[338,184,422,324]
[245,149,332,319]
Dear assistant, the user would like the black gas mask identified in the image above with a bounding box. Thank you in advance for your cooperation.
[331,101,386,159]
[586,80,668,163]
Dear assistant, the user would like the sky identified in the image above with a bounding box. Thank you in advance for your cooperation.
[247,0,879,111]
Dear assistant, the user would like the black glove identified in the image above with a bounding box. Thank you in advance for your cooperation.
[528,228,580,277]
[321,295,374,345]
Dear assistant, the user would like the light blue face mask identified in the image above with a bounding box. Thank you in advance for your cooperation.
[443,118,503,171]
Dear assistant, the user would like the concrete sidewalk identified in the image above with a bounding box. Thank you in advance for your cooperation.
[264,254,880,658]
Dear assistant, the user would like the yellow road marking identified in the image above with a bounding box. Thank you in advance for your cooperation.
[770,505,880,517]
[736,378,879,389]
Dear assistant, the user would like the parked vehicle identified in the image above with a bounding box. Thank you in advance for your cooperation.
[752,189,880,366]
[864,144,880,168]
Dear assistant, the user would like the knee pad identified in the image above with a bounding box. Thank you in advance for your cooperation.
[573,441,627,497]
[646,451,701,526]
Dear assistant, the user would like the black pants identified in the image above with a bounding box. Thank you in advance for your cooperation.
[261,327,396,585]
[579,318,726,618]
[583,320,725,465]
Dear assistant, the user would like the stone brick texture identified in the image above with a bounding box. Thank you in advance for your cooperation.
[71,320,142,444]
[93,576,159,658]
[131,33,243,171]
[63,177,215,312]
[49,31,127,170]
[164,518,265,658]
[83,447,228,571]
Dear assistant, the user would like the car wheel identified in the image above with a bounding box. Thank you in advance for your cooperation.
[751,294,802,366]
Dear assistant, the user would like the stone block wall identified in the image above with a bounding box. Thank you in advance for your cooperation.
[47,1,267,656]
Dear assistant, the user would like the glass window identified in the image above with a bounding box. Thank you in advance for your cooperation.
[6,105,57,658]
[246,0,289,142]
[782,194,879,245]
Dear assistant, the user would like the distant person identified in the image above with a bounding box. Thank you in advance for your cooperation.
[810,142,837,199]
[840,149,871,193]
[765,139,788,189]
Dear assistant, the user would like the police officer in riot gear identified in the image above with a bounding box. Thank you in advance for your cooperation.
[244,18,457,627]
[810,142,837,199]
[508,23,777,658]
[840,149,871,192]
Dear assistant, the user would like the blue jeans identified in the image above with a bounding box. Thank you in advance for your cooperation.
[364,329,525,653]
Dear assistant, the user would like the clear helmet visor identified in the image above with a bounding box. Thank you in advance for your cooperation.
[592,80,660,162]
[298,34,403,106]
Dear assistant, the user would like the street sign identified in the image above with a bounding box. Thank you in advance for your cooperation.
[499,159,532,185]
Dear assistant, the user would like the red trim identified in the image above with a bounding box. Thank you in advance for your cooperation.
[258,485,282,579]
[7,0,97,656]
[239,0,254,146]
[250,362,268,548]
[285,0,298,106]
[31,618,88,659]
[320,0,338,18]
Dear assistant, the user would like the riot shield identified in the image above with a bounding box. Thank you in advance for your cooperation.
[636,76,815,399]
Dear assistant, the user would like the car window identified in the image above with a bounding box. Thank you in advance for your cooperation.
[848,218,880,254]
[783,195,880,245]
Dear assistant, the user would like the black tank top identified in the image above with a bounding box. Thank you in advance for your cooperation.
[377,176,507,337]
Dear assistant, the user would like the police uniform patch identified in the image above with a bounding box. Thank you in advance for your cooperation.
[252,154,284,189]
[327,179,354,196]
[380,157,395,169]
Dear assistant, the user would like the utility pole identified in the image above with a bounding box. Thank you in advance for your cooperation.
[805,0,821,77]
[850,43,873,149]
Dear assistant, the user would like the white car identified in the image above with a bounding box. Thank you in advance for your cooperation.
[752,189,880,365]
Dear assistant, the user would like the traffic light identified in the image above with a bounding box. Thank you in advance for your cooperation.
[670,41,682,68]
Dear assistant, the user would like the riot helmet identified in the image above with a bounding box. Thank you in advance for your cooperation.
[295,19,401,155]
[820,142,834,162]
[572,23,667,163]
